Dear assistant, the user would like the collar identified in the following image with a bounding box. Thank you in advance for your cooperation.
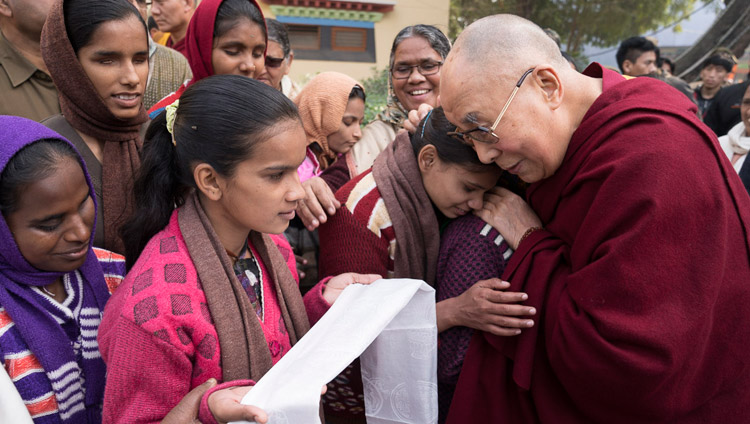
[0,30,45,88]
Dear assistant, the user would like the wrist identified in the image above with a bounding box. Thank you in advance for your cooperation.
[517,226,542,249]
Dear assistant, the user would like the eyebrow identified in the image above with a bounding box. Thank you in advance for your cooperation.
[462,112,480,125]
[466,180,493,191]
[264,165,297,172]
[30,192,90,223]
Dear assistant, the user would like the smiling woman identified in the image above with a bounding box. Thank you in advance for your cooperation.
[40,0,150,254]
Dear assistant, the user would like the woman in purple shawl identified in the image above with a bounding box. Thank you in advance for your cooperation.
[0,116,126,423]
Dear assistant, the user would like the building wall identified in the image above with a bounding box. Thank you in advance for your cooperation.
[260,0,450,84]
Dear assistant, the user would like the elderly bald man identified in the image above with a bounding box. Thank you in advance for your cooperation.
[439,14,750,424]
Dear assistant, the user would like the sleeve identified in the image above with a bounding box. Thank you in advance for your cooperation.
[302,276,333,325]
[101,318,194,424]
[317,204,390,279]
[319,157,351,193]
[503,117,741,420]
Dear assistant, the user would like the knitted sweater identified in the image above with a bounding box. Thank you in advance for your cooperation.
[319,169,396,280]
[1,248,125,424]
[99,212,330,424]
[435,215,512,423]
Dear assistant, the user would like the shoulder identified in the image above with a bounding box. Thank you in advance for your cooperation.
[107,214,207,335]
[93,248,127,294]
[441,215,512,260]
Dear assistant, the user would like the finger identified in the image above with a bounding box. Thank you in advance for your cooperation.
[311,182,338,215]
[304,187,327,224]
[417,103,433,119]
[351,273,382,285]
[296,201,319,230]
[483,303,536,317]
[475,278,510,290]
[488,316,535,329]
[485,325,524,337]
[484,291,530,304]
[162,378,217,423]
[294,254,308,266]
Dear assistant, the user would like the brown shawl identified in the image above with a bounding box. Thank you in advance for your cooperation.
[372,131,440,286]
[40,0,147,254]
[178,193,310,381]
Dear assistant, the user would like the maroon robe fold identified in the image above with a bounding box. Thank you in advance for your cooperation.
[447,64,750,423]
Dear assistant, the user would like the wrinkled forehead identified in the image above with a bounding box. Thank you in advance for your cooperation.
[441,60,508,126]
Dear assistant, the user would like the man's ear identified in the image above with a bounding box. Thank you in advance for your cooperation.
[533,66,564,110]
[622,60,633,76]
[0,0,13,19]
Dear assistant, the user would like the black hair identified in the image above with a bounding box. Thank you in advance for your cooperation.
[121,75,300,269]
[148,16,159,32]
[411,107,497,173]
[0,140,81,216]
[214,0,266,41]
[616,36,658,73]
[658,57,675,73]
[64,0,147,54]
[349,85,366,102]
[265,18,290,58]
[702,54,734,73]
[389,25,451,70]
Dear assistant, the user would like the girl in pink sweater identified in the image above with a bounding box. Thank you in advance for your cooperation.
[99,75,378,423]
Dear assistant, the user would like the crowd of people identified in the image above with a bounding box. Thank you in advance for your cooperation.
[1,0,749,423]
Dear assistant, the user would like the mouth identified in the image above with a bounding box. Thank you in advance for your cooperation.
[112,93,141,108]
[279,210,296,220]
[408,88,431,97]
[502,160,523,174]
[58,245,89,260]
[453,206,469,216]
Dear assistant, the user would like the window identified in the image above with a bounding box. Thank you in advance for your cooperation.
[331,28,367,52]
[288,24,321,50]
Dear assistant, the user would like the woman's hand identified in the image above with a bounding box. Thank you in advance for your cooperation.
[322,273,382,304]
[403,103,434,134]
[296,177,341,231]
[474,187,542,249]
[162,378,217,424]
[438,278,536,336]
[208,385,268,424]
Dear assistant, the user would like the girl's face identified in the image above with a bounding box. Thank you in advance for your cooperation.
[77,15,149,120]
[391,36,442,112]
[420,149,501,218]
[326,96,365,155]
[213,121,307,235]
[6,156,95,273]
[212,18,266,79]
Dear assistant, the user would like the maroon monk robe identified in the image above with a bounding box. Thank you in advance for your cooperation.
[447,64,750,423]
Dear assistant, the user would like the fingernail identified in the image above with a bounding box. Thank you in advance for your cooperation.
[312,219,318,226]
[521,294,528,300]
[514,329,522,335]
[328,207,335,214]
[529,308,536,315]
[526,320,534,327]
[319,215,326,221]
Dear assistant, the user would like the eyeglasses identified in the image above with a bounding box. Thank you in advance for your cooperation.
[447,68,535,144]
[265,56,286,69]
[391,60,443,79]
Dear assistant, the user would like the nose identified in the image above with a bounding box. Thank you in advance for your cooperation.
[467,194,484,211]
[121,60,141,86]
[353,124,362,140]
[252,56,265,78]
[64,214,91,244]
[474,142,499,164]
[407,66,427,84]
[287,174,306,204]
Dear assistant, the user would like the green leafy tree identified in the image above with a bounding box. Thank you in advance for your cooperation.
[360,67,390,125]
[450,0,703,54]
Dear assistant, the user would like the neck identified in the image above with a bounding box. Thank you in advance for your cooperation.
[701,84,721,99]
[568,71,603,133]
[170,23,188,44]
[1,26,49,73]
[197,192,250,258]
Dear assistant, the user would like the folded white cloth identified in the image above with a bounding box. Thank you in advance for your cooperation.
[233,278,437,424]
[0,364,34,424]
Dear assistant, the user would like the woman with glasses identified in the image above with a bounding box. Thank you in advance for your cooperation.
[294,25,452,232]
[317,108,535,423]
[257,18,301,99]
[147,0,267,118]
